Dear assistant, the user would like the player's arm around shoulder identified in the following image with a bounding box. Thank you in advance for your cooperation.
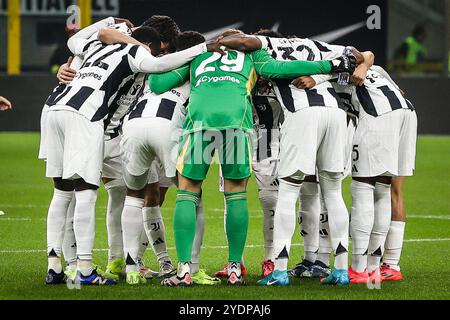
[218,34,264,51]
[148,64,190,94]
[251,49,332,79]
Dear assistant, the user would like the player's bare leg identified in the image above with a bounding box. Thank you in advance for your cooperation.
[381,176,406,281]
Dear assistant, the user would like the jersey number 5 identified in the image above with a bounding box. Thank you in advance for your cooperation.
[195,51,245,77]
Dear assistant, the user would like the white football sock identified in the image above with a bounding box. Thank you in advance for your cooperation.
[104,179,127,262]
[367,182,392,272]
[383,221,406,270]
[299,182,320,263]
[122,196,145,273]
[62,196,77,268]
[137,228,149,262]
[259,189,277,262]
[273,180,300,271]
[48,257,63,274]
[350,180,375,273]
[73,189,97,276]
[78,259,93,277]
[318,194,332,266]
[319,172,349,271]
[47,189,73,268]
[143,205,170,262]
[191,198,205,274]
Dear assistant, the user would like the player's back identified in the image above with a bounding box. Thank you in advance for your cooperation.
[186,50,257,133]
[355,68,413,117]
[129,80,190,122]
[48,41,140,122]
[262,37,343,111]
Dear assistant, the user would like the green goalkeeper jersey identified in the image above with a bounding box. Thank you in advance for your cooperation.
[149,49,332,134]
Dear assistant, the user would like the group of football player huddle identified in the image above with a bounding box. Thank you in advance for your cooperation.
[41,14,417,287]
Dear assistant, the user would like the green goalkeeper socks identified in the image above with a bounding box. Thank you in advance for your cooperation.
[173,190,200,263]
[225,191,249,263]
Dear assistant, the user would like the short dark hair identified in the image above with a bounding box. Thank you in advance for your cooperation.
[253,29,284,38]
[141,15,180,45]
[175,31,205,51]
[131,26,161,45]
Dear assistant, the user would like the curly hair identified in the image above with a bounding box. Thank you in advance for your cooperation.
[141,15,180,50]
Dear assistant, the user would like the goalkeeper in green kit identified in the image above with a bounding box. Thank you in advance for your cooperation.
[156,30,356,286]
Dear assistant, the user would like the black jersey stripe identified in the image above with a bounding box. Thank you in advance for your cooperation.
[92,54,134,122]
[405,99,415,111]
[275,80,296,113]
[377,85,403,111]
[128,100,147,120]
[48,86,72,107]
[82,39,99,53]
[156,98,177,120]
[91,43,127,68]
[313,40,332,52]
[305,89,325,107]
[103,76,137,130]
[355,85,378,117]
[45,84,66,105]
[80,43,107,69]
[327,87,344,109]
[66,86,95,110]
[129,45,139,58]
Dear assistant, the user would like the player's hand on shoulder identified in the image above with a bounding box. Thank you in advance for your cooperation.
[114,18,134,28]
[206,40,226,55]
[57,57,77,85]
[351,64,369,86]
[291,76,316,90]
[330,53,357,74]
[0,96,12,111]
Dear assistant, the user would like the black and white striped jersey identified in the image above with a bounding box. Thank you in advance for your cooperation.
[322,66,414,118]
[256,36,347,113]
[127,81,190,126]
[252,93,283,162]
[47,41,153,123]
[103,72,147,138]
[44,56,83,107]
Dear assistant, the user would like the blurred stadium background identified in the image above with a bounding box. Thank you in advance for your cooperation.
[0,0,449,134]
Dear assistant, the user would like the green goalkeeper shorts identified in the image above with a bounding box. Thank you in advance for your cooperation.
[176,129,253,181]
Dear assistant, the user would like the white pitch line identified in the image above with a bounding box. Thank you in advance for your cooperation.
[1,214,450,222]
[2,203,450,220]
[2,238,450,254]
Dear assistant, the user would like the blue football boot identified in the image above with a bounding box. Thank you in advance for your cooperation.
[320,268,350,286]
[78,269,117,286]
[257,270,291,286]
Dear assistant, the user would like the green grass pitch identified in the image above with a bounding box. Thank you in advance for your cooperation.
[0,133,449,300]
